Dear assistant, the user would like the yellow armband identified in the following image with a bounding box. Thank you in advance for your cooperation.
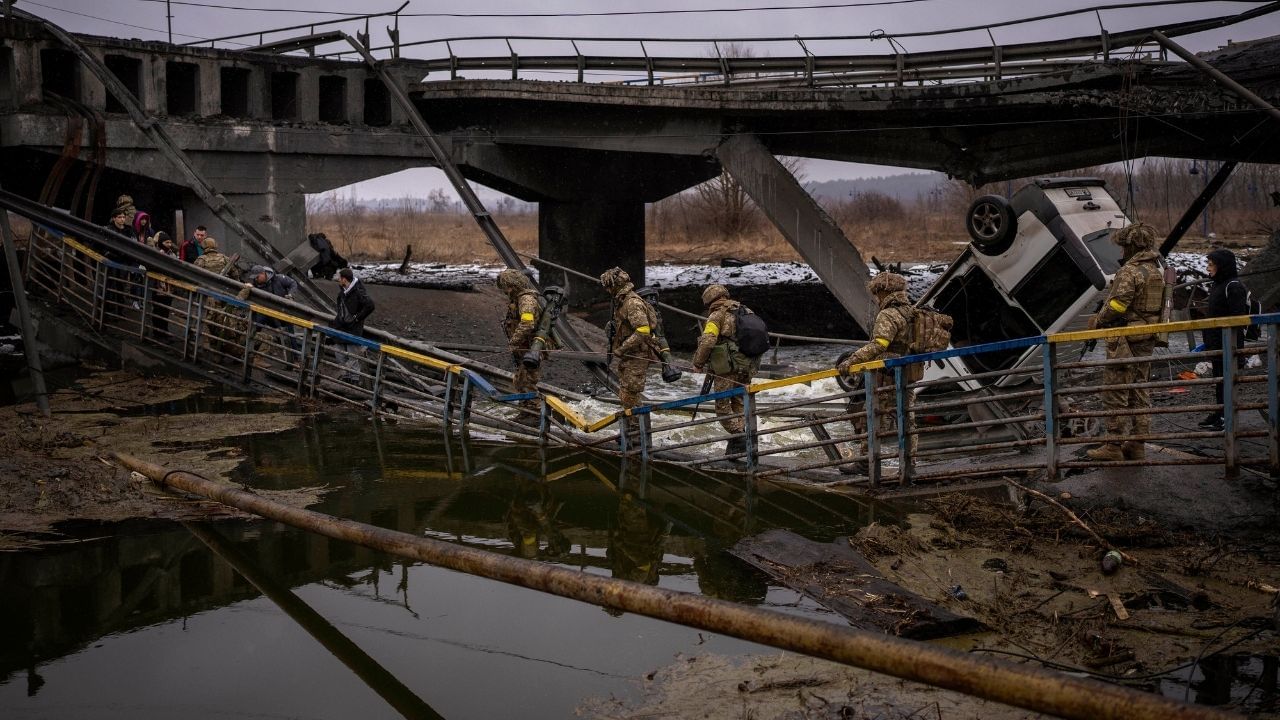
[636,325,651,334]
[703,321,720,336]
[520,312,535,322]
[875,337,891,348]
[1108,299,1127,313]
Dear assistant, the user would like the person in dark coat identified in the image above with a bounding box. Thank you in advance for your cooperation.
[332,268,375,384]
[248,266,301,363]
[308,232,348,280]
[1198,248,1251,431]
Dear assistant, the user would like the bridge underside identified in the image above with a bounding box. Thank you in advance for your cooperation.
[415,35,1280,185]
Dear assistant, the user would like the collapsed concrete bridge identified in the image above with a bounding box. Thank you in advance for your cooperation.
[2,5,1279,328]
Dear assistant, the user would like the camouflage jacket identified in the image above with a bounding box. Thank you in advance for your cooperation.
[692,298,742,368]
[1095,250,1164,329]
[193,250,232,276]
[503,290,541,351]
[609,283,658,361]
[843,291,913,369]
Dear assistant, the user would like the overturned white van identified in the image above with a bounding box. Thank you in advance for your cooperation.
[918,177,1132,385]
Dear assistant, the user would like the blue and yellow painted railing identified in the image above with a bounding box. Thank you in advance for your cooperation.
[28,230,1280,479]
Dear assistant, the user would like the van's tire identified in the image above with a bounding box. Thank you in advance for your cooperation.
[966,195,1016,254]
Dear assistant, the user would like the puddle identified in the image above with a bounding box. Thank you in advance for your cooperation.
[1161,652,1279,714]
[0,413,895,719]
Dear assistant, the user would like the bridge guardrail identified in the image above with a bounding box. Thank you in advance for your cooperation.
[18,223,1280,486]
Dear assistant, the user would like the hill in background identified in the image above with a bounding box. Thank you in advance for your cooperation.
[806,172,946,202]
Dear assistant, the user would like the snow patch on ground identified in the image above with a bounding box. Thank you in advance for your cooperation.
[353,252,1216,300]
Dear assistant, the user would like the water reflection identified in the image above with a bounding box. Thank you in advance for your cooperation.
[1,414,894,719]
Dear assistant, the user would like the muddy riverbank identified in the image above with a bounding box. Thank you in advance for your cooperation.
[0,370,324,548]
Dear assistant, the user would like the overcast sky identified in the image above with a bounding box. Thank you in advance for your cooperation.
[20,0,1280,199]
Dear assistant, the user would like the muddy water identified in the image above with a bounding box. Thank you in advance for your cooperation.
[0,412,892,720]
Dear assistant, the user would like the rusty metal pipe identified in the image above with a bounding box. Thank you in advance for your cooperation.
[114,453,1235,720]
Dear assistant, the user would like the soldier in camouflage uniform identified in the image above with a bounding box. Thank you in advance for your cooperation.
[835,272,921,475]
[192,238,247,358]
[496,269,544,417]
[192,238,231,275]
[600,267,658,430]
[1086,222,1166,462]
[692,284,760,456]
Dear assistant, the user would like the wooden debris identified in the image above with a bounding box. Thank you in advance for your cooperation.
[730,529,984,640]
[1108,594,1130,621]
[1005,478,1137,565]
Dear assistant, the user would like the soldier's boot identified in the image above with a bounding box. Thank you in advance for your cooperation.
[516,399,541,427]
[724,436,748,458]
[1124,416,1150,460]
[1121,442,1146,461]
[1086,443,1125,462]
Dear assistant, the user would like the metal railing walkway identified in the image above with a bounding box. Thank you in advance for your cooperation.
[13,201,1280,487]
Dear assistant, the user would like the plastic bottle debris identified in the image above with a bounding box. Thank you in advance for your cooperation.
[1101,550,1123,576]
[948,584,968,600]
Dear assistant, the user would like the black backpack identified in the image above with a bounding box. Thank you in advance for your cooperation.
[1228,280,1263,341]
[733,305,770,358]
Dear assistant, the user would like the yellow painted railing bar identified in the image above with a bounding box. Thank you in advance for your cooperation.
[587,412,623,434]
[250,304,315,329]
[146,271,197,291]
[380,344,453,371]
[1049,315,1256,344]
[64,237,103,260]
[750,359,884,394]
[544,395,591,431]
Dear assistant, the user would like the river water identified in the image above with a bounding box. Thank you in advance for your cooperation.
[0,410,893,719]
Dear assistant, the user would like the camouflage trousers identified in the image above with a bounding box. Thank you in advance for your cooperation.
[511,352,541,415]
[711,366,755,434]
[1102,337,1154,438]
[617,357,651,431]
[849,370,916,458]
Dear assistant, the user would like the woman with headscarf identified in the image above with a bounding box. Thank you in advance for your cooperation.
[1198,248,1250,431]
[132,210,153,244]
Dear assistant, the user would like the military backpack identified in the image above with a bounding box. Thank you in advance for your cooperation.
[908,306,953,355]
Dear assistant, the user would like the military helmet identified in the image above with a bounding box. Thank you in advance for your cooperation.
[867,272,907,296]
[701,284,730,306]
[1113,222,1157,250]
[496,268,535,296]
[201,237,218,251]
[599,267,631,292]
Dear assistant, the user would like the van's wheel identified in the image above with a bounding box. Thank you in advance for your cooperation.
[966,195,1016,254]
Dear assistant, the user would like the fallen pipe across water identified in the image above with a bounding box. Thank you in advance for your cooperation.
[115,452,1238,720]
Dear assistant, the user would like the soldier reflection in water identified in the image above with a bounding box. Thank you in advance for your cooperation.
[607,492,671,586]
[504,479,571,560]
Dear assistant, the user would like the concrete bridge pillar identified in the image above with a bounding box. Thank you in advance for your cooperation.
[539,200,644,307]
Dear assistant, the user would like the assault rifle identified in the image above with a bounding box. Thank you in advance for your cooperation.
[690,372,715,421]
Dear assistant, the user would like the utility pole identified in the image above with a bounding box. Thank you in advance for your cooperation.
[4,0,14,19]
[166,0,172,44]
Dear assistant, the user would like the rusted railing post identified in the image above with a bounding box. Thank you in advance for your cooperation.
[743,391,757,470]
[459,374,474,428]
[442,371,456,427]
[1222,328,1238,478]
[369,352,386,412]
[1268,322,1278,475]
[138,272,152,338]
[894,365,911,485]
[190,295,207,362]
[241,311,257,381]
[864,368,880,488]
[1043,342,1059,480]
[295,328,312,398]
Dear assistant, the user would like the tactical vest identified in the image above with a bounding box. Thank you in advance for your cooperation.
[1127,258,1166,324]
[612,292,658,354]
